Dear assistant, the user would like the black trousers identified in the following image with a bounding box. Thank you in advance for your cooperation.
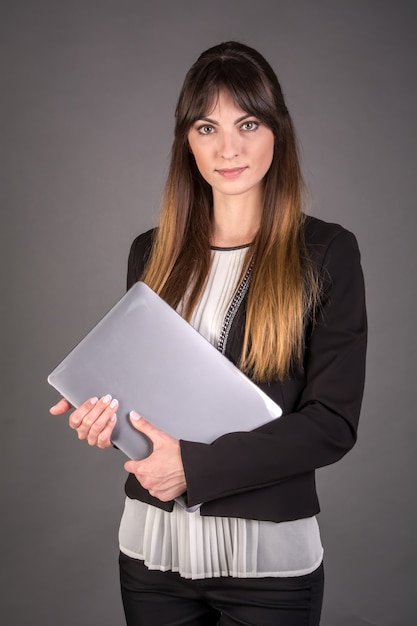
[119,552,324,626]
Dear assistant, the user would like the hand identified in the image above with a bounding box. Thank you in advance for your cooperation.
[49,395,118,449]
[124,411,187,502]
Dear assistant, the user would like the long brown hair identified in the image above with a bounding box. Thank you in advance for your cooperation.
[143,41,319,381]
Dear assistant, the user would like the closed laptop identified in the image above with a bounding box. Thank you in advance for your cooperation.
[48,281,282,459]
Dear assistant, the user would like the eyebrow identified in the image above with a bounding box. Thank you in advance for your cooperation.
[196,113,254,126]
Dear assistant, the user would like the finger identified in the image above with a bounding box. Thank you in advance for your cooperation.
[76,395,117,440]
[69,397,99,429]
[86,399,118,446]
[86,398,118,437]
[124,459,138,474]
[94,416,117,448]
[49,398,73,414]
[129,411,161,441]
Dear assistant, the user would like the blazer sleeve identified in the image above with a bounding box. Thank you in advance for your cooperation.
[180,229,367,507]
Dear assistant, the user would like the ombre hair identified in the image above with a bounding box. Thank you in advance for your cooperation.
[142,41,319,381]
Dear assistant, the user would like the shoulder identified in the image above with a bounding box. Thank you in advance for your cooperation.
[303,213,353,245]
[127,228,157,288]
[128,228,157,267]
[302,214,361,270]
[129,228,156,259]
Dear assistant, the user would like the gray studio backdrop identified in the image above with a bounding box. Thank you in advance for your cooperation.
[1,1,415,625]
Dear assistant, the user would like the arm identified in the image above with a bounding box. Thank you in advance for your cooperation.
[180,229,367,507]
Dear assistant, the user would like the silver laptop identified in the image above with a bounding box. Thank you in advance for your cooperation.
[48,281,282,460]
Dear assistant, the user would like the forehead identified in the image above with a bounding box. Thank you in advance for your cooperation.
[201,89,248,118]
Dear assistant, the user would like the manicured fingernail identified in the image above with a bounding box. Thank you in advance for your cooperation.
[130,410,141,421]
[110,398,118,409]
[102,394,111,404]
[90,397,98,405]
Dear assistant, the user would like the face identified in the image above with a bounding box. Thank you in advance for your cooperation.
[187,90,275,204]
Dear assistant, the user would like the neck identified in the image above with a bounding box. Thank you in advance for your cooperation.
[211,192,262,248]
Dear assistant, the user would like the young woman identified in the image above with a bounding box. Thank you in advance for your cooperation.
[50,41,367,625]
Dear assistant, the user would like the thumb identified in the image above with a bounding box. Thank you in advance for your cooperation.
[129,410,161,442]
[49,398,73,414]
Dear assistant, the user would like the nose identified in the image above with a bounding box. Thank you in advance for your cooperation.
[219,130,239,159]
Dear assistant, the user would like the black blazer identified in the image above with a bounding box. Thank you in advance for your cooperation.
[124,215,367,523]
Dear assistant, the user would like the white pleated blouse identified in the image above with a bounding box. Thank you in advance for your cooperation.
[119,245,323,580]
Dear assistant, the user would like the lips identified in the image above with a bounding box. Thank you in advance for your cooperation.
[216,167,247,178]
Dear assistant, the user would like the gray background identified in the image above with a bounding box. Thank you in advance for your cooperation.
[1,1,415,625]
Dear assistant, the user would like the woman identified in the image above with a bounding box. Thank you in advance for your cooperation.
[50,41,367,625]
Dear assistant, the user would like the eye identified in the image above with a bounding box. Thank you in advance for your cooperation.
[241,120,259,132]
[197,124,215,135]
